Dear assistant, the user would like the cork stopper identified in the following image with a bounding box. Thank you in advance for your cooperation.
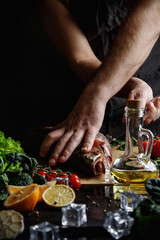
[127,99,143,109]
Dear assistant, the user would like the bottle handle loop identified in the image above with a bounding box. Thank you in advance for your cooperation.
[140,128,154,157]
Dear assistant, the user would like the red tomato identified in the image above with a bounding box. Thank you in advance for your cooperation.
[58,172,68,178]
[46,170,57,181]
[152,139,160,158]
[142,140,148,153]
[46,175,56,181]
[69,174,81,189]
[143,138,160,159]
[37,170,47,178]
[48,170,58,178]
[50,170,58,174]
[56,172,68,184]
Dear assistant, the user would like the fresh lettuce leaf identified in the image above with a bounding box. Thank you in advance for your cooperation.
[0,131,24,156]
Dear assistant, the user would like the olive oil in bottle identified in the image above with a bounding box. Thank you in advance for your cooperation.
[111,168,159,183]
[111,99,159,183]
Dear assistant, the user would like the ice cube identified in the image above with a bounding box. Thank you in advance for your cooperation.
[120,191,146,212]
[103,209,134,239]
[30,222,59,240]
[61,203,87,227]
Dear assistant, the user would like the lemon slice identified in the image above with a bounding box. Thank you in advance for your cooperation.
[42,184,75,207]
[0,210,24,239]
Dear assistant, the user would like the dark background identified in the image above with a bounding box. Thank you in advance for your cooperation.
[2,0,83,138]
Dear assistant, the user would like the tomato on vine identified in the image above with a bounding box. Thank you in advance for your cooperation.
[37,169,47,178]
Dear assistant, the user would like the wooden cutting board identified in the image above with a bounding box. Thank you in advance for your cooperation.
[80,146,123,185]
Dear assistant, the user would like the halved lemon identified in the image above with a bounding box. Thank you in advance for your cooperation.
[7,181,56,203]
[4,184,39,212]
[42,184,75,207]
[38,181,57,202]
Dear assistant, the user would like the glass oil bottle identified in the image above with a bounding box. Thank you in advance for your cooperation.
[111,99,159,183]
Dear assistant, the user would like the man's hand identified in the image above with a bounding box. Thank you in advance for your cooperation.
[144,96,160,124]
[40,86,106,166]
[126,77,153,108]
[121,77,153,121]
[123,77,160,124]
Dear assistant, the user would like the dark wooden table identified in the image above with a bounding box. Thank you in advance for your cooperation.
[1,128,158,240]
[5,183,138,240]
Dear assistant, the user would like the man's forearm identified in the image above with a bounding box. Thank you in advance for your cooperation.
[88,0,160,101]
[39,0,102,84]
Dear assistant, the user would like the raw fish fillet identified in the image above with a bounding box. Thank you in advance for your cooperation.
[69,133,112,176]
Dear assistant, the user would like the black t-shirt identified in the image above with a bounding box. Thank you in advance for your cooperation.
[70,0,160,134]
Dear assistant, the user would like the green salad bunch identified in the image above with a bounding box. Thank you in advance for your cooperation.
[133,178,160,239]
[0,131,24,156]
[0,131,38,201]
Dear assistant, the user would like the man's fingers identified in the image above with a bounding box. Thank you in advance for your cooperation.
[81,129,97,152]
[49,130,74,165]
[58,130,84,163]
[40,128,65,158]
[144,102,157,124]
[144,97,160,124]
[154,97,160,111]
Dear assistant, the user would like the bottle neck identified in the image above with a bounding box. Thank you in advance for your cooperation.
[125,107,144,156]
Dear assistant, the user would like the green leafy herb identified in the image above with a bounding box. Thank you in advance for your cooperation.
[0,187,9,201]
[0,173,9,201]
[0,131,38,200]
[0,173,9,186]
[111,136,138,151]
[8,172,33,186]
[33,173,47,185]
[133,178,160,239]
[0,131,24,156]
[111,139,125,151]
[145,178,160,204]
[154,158,160,171]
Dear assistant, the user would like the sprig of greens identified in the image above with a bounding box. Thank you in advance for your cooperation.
[111,136,138,151]
[154,157,160,169]
[111,139,126,151]
[0,131,38,201]
[133,178,160,239]
[0,131,24,156]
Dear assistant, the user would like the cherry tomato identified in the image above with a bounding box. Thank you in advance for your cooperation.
[58,172,68,178]
[56,179,68,185]
[142,140,148,153]
[143,137,160,159]
[152,138,160,159]
[56,172,68,184]
[69,174,81,189]
[46,175,56,181]
[50,170,58,174]
[48,170,58,178]
[37,170,47,178]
